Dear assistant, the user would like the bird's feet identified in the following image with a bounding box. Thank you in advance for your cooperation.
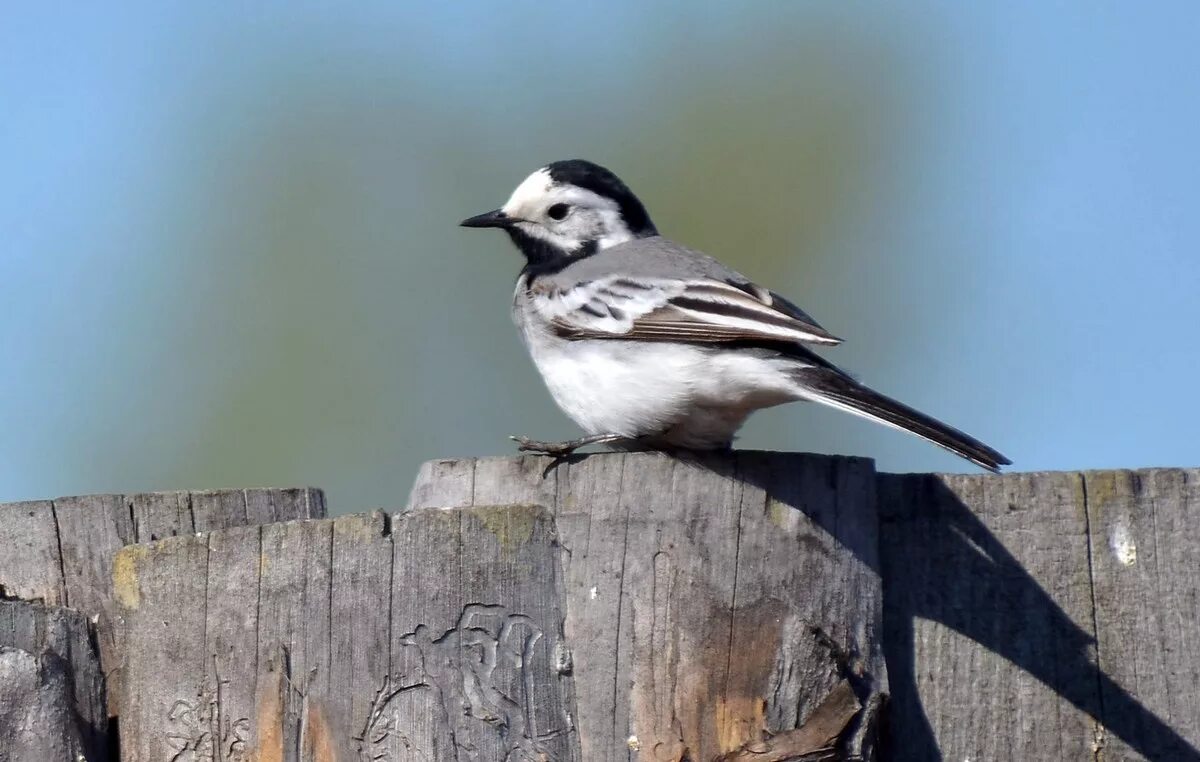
[509,433,628,456]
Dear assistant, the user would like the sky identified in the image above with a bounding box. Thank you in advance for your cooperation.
[3,3,1199,513]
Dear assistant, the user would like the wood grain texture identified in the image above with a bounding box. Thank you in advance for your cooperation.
[879,469,1200,762]
[115,506,577,762]
[255,515,334,761]
[14,459,1198,760]
[0,599,108,761]
[329,512,393,758]
[0,488,324,716]
[407,451,885,762]
[1083,469,1200,760]
[0,500,64,605]
[717,680,860,762]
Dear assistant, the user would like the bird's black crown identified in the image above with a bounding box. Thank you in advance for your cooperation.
[544,159,658,237]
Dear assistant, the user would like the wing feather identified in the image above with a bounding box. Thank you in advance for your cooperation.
[534,276,842,347]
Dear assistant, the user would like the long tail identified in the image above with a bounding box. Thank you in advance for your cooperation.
[792,368,1011,472]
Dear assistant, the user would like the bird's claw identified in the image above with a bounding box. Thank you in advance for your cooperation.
[509,435,578,456]
[509,433,629,456]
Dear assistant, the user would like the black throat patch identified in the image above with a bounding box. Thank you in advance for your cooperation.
[509,227,598,279]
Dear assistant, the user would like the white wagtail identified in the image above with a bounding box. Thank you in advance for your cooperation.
[461,159,1010,471]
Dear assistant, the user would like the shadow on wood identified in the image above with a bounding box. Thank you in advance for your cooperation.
[7,455,1199,761]
[880,470,1200,762]
[0,599,108,761]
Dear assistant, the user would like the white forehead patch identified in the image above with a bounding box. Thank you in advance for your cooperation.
[501,168,555,219]
[498,165,635,252]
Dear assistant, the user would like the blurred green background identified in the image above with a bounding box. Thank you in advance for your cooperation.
[4,4,1199,513]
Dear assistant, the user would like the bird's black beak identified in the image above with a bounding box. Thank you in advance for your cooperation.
[459,209,513,229]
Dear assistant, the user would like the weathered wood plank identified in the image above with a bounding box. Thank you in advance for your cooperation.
[408,451,886,761]
[407,458,476,509]
[0,600,108,761]
[255,517,334,761]
[191,489,248,533]
[0,488,325,717]
[543,454,633,762]
[0,500,64,604]
[246,487,327,527]
[129,490,194,542]
[115,535,210,762]
[879,472,1099,761]
[328,512,393,760]
[205,524,263,759]
[718,680,861,762]
[615,452,747,760]
[388,506,463,760]
[117,506,577,761]
[460,504,578,760]
[729,453,884,739]
[878,469,1200,762]
[1083,469,1200,759]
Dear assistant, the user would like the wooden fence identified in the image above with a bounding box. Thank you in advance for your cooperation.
[0,453,1196,761]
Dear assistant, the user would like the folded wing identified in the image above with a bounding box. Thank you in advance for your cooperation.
[534,276,842,347]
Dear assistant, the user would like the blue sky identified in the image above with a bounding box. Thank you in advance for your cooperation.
[3,3,1198,510]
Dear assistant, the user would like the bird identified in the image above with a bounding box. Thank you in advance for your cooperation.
[460,159,1010,472]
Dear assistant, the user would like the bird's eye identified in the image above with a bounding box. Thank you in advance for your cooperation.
[547,203,571,221]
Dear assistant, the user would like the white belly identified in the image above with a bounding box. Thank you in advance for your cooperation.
[535,340,701,438]
[523,335,802,448]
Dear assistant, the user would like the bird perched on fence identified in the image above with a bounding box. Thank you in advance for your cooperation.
[461,159,1010,472]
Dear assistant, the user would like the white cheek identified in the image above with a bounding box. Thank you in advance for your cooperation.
[596,208,634,249]
[563,208,632,250]
[515,221,580,252]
